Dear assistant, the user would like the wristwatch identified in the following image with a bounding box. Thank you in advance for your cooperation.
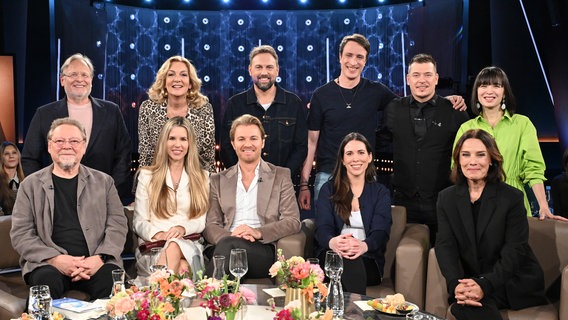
[98,254,109,263]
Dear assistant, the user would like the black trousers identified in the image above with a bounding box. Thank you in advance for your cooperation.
[394,191,438,246]
[25,263,121,299]
[450,297,504,320]
[317,251,380,295]
[204,236,275,280]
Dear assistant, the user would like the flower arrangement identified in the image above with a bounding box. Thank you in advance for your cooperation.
[106,269,192,320]
[269,249,328,304]
[192,271,256,320]
[273,301,333,320]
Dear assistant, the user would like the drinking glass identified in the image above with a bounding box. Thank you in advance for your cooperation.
[307,257,321,311]
[28,285,52,320]
[111,269,126,297]
[229,248,248,280]
[324,250,344,318]
[212,255,226,280]
[149,247,168,273]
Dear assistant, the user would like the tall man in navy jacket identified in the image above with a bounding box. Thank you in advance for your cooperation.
[377,54,469,244]
[21,53,131,200]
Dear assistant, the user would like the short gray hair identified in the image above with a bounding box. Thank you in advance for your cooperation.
[47,117,87,141]
[60,53,94,78]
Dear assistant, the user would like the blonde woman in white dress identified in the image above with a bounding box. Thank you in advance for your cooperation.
[134,116,209,279]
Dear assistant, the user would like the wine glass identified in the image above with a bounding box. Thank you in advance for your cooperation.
[149,247,168,273]
[324,250,343,280]
[229,248,248,280]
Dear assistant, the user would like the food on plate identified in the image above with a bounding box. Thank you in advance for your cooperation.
[367,293,416,315]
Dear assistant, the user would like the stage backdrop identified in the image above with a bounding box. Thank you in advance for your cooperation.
[55,0,411,153]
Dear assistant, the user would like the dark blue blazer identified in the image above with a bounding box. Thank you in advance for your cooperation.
[314,179,392,276]
[435,182,547,310]
[22,97,131,191]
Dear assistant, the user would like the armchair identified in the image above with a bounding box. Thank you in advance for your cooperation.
[425,217,568,320]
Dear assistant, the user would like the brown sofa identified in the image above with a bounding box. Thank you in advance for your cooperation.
[425,217,568,320]
[0,208,138,320]
[303,205,430,309]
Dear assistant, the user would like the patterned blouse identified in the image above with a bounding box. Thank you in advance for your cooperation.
[137,99,216,173]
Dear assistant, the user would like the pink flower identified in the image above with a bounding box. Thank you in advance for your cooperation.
[269,261,282,277]
[239,286,257,304]
[310,264,325,283]
[291,262,311,280]
[284,300,301,310]
[114,296,136,316]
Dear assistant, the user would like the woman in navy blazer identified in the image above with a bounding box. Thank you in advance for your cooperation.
[315,132,391,295]
[436,129,546,320]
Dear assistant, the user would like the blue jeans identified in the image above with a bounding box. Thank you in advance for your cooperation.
[314,171,332,203]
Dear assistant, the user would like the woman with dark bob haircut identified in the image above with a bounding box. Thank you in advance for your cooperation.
[454,66,567,221]
[437,129,546,320]
[314,132,391,295]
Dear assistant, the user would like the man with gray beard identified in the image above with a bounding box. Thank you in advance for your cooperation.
[10,117,127,299]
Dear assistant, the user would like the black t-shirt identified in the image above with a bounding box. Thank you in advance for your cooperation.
[51,174,89,257]
[308,78,397,173]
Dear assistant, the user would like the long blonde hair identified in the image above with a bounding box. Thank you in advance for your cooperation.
[147,56,209,108]
[146,117,209,219]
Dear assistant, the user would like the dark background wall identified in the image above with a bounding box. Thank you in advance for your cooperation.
[1,0,567,179]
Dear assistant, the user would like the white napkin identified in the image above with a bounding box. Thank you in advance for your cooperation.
[353,300,374,311]
[262,287,286,297]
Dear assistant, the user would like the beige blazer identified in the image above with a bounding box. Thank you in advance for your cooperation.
[203,160,301,245]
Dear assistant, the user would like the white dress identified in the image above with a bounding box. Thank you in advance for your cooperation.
[133,168,207,280]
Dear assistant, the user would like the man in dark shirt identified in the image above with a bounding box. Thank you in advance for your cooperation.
[10,117,127,299]
[377,53,469,244]
[298,34,465,211]
[220,45,307,179]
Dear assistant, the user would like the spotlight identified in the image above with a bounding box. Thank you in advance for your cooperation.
[222,0,229,3]
[378,0,385,3]
[144,0,151,2]
[299,0,307,4]
[183,0,190,3]
[338,0,346,3]
[261,0,269,3]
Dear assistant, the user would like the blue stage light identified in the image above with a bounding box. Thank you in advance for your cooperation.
[339,0,346,3]
[261,0,269,3]
[299,0,308,4]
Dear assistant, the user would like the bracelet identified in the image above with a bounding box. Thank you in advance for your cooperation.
[299,183,308,187]
[299,187,310,191]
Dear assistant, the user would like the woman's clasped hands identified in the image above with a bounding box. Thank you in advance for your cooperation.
[454,278,484,307]
[329,233,368,259]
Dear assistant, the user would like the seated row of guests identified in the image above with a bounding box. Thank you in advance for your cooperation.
[134,114,301,280]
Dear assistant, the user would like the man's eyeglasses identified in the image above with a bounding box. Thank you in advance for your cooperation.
[63,72,91,79]
[49,138,85,148]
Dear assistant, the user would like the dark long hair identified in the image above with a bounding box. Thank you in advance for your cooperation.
[331,132,376,223]
[470,66,516,116]
[451,129,506,185]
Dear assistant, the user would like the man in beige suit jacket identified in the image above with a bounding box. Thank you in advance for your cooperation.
[203,114,301,279]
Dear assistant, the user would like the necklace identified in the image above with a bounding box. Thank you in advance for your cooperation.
[336,78,359,109]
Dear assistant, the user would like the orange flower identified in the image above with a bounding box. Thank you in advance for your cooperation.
[316,282,328,300]
[302,286,314,303]
[322,309,334,320]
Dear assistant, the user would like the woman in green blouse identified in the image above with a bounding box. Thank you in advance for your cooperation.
[454,66,567,221]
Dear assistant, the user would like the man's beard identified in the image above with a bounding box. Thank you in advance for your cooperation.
[254,77,275,92]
